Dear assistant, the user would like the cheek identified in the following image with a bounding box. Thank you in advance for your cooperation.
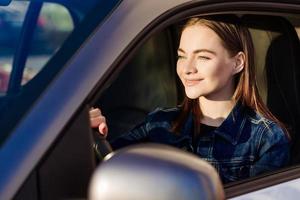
[197,60,220,79]
[206,60,233,80]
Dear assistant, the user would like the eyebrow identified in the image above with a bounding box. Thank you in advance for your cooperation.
[177,48,217,55]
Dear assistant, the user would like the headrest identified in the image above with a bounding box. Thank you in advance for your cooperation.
[242,15,300,134]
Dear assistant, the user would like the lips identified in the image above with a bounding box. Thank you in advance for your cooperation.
[185,79,203,86]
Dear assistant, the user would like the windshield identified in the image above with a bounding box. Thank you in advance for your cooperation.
[0,0,120,145]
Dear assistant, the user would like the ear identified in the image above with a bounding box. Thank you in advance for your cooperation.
[232,52,245,75]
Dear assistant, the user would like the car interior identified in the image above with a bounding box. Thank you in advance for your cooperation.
[85,13,300,199]
[3,2,300,198]
[95,13,300,164]
[241,15,300,165]
[96,30,181,141]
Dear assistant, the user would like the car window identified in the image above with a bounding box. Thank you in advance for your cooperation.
[0,1,29,92]
[0,0,121,146]
[0,1,73,94]
[23,3,74,85]
[90,13,300,185]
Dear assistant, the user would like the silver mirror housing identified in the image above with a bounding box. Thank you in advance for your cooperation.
[89,143,225,200]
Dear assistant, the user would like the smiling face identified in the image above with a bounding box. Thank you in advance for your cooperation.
[177,24,243,101]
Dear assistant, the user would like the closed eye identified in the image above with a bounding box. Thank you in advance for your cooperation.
[198,56,210,60]
[177,55,186,60]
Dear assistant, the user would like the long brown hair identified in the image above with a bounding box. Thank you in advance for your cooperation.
[172,15,289,139]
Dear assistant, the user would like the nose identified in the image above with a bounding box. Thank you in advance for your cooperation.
[183,58,197,74]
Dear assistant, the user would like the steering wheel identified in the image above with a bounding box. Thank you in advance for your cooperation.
[91,105,148,160]
[92,129,113,160]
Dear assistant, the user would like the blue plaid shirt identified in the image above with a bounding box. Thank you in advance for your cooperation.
[111,102,290,183]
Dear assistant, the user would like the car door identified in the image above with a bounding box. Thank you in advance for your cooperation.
[85,0,300,199]
[0,0,120,199]
[2,0,300,200]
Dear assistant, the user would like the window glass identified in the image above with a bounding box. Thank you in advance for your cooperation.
[0,2,74,93]
[0,0,120,145]
[23,3,74,85]
[0,1,29,93]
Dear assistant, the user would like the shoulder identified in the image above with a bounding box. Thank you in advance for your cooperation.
[246,110,273,128]
[245,109,289,146]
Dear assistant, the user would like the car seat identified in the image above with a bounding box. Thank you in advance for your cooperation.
[242,15,300,164]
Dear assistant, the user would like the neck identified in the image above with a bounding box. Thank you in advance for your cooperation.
[199,97,235,127]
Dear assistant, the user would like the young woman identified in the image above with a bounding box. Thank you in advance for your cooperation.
[89,15,290,183]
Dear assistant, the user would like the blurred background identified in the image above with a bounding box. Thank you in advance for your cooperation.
[0,1,73,92]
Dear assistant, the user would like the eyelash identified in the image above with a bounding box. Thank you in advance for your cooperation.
[198,56,210,60]
[177,55,186,60]
[177,55,211,60]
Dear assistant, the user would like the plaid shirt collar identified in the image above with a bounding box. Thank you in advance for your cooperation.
[183,101,247,145]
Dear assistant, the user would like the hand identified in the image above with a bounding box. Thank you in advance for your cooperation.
[89,107,108,137]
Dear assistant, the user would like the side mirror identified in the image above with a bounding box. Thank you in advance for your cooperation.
[88,143,225,200]
[0,0,11,6]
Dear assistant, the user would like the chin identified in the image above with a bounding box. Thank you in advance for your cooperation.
[185,91,201,100]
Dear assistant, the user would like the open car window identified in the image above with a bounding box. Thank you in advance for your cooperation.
[91,12,300,185]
